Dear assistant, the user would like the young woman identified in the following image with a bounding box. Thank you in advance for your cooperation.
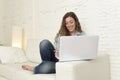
[22,12,85,74]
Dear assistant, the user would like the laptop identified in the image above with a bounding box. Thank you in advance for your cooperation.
[59,35,99,61]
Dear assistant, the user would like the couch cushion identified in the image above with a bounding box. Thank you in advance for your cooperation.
[0,76,8,80]
[0,46,27,64]
[0,61,55,80]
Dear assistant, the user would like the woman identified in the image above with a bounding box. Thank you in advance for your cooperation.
[22,12,85,74]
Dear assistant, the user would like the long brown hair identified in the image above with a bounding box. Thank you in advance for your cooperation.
[55,12,83,42]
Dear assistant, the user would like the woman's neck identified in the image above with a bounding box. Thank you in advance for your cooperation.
[70,31,77,36]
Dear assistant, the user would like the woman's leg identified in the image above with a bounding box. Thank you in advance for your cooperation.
[22,61,56,74]
[22,39,58,74]
[40,39,58,62]
[34,61,56,74]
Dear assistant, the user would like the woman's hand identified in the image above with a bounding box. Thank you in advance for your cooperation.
[54,50,59,57]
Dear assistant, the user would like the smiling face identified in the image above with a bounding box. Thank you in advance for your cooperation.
[57,12,82,37]
[65,16,76,35]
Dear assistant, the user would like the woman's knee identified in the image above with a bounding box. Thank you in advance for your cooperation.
[40,39,51,48]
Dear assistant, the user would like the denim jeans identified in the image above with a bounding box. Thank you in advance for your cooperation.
[34,39,59,74]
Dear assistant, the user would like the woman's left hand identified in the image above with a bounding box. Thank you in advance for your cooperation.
[54,50,59,57]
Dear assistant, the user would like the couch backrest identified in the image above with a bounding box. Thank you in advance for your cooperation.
[25,39,43,63]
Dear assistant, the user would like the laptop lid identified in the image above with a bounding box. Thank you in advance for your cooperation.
[59,36,99,61]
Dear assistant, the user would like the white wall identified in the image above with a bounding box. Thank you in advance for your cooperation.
[2,0,34,47]
[0,0,3,45]
[95,0,120,80]
[33,0,97,42]
[2,0,98,46]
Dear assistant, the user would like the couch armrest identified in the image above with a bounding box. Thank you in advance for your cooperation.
[56,54,110,80]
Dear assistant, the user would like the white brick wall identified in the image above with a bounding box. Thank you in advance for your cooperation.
[96,0,120,80]
[0,0,3,45]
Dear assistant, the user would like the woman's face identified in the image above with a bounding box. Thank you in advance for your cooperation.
[65,16,76,33]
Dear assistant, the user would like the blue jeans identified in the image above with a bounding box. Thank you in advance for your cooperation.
[34,39,59,74]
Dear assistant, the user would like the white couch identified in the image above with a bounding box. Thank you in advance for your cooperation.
[0,39,110,80]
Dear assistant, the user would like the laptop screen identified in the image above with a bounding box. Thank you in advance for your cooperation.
[59,36,99,61]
